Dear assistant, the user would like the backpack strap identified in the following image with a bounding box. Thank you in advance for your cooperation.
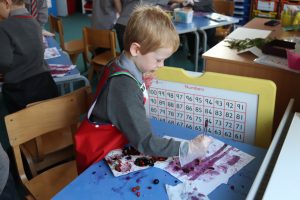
[109,71,145,93]
[88,62,145,120]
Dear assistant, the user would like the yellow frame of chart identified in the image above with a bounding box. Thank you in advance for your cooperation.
[154,67,276,148]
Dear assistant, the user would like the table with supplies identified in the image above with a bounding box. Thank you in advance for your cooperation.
[202,17,300,132]
[53,119,266,200]
[44,36,89,94]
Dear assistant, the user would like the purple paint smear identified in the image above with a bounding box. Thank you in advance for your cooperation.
[166,144,241,180]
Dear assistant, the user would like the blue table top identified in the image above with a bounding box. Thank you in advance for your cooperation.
[53,119,266,200]
[45,36,81,81]
[174,12,239,34]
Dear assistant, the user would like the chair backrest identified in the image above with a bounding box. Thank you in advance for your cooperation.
[5,86,92,183]
[213,0,234,16]
[48,15,66,50]
[82,27,117,64]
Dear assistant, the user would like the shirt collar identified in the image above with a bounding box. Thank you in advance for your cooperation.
[9,8,30,17]
[115,51,143,84]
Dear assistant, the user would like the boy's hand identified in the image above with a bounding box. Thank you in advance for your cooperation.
[42,29,55,37]
[179,135,212,167]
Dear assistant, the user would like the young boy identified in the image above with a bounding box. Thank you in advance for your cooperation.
[76,5,211,172]
[0,0,58,113]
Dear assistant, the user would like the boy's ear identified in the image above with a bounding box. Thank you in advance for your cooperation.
[129,42,141,56]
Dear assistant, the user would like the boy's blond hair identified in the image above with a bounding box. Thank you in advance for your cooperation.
[124,5,180,55]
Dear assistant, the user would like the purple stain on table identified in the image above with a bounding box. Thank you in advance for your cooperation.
[112,186,124,195]
[227,155,240,165]
[166,144,237,180]
[136,174,147,183]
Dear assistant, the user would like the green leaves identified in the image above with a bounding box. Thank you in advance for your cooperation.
[224,38,272,52]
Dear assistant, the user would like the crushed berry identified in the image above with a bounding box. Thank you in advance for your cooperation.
[126,156,132,160]
[182,168,190,173]
[131,186,140,192]
[152,156,168,162]
[173,166,181,171]
[194,159,200,165]
[153,179,159,184]
[134,157,155,167]
[207,167,214,170]
[136,192,140,197]
[115,164,121,172]
[122,146,141,156]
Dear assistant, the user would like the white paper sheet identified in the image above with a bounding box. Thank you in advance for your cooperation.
[105,137,255,196]
[48,64,76,77]
[237,46,263,57]
[166,181,210,200]
[226,27,271,40]
[156,137,255,195]
[105,149,172,177]
[44,47,61,59]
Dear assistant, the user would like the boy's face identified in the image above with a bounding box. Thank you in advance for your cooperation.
[0,0,11,19]
[131,46,174,73]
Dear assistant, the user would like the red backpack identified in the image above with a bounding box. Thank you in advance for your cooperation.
[74,62,144,174]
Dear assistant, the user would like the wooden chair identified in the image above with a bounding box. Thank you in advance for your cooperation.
[82,27,118,81]
[212,0,235,41]
[48,15,84,65]
[5,87,93,199]
[19,86,93,179]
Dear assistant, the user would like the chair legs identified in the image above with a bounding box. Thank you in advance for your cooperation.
[69,54,80,65]
[87,63,104,82]
[87,64,95,82]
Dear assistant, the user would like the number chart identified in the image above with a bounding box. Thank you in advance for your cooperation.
[145,79,258,145]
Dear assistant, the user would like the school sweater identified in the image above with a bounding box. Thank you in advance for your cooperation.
[24,0,48,27]
[92,0,118,30]
[0,144,9,194]
[0,8,49,84]
[91,52,181,157]
[116,0,168,26]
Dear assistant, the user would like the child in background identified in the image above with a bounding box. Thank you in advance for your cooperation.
[24,0,47,27]
[75,5,211,172]
[0,142,20,199]
[0,0,58,113]
[92,0,122,30]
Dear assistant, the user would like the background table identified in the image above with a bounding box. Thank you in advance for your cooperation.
[174,12,239,72]
[53,119,266,200]
[202,18,300,133]
[45,36,89,94]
